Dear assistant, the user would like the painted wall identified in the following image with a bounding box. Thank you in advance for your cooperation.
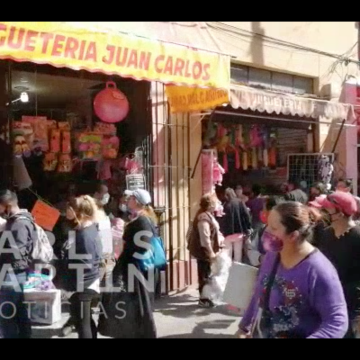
[210,22,359,183]
[215,22,359,93]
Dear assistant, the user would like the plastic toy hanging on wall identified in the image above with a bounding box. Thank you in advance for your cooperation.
[22,116,49,154]
[57,154,72,173]
[102,136,119,159]
[13,122,33,158]
[93,82,130,123]
[77,132,103,160]
[43,153,58,171]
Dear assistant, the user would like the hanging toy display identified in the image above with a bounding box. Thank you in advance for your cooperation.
[318,155,334,190]
[22,116,48,154]
[57,153,72,173]
[61,131,71,154]
[43,153,58,171]
[76,132,103,160]
[268,130,278,168]
[93,81,130,123]
[50,129,61,153]
[13,122,33,158]
[102,136,119,159]
[213,155,225,186]
[242,151,248,171]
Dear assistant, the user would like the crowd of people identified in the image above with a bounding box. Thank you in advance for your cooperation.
[188,178,360,338]
[0,184,159,339]
[1,175,360,339]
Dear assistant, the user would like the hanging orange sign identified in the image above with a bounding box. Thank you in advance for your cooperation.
[31,200,60,231]
[165,85,230,113]
[0,22,230,89]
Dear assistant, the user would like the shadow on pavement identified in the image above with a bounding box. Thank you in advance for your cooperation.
[160,320,236,339]
[155,293,240,319]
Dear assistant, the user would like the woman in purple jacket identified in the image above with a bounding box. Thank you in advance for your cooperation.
[237,201,348,339]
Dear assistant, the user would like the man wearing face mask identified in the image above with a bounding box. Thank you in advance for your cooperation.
[0,190,34,338]
[94,183,111,213]
[310,191,360,338]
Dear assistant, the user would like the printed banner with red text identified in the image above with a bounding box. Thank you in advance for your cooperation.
[0,22,230,89]
[166,85,230,113]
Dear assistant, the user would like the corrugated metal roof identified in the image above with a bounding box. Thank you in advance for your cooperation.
[66,22,231,56]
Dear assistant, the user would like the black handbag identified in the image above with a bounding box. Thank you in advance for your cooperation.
[252,254,280,338]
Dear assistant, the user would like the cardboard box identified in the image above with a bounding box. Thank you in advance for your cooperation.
[23,289,61,325]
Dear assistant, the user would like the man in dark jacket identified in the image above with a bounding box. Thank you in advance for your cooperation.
[0,190,34,338]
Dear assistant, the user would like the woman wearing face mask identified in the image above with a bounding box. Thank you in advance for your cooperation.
[237,201,348,339]
[310,191,360,338]
[62,195,102,339]
[110,189,157,338]
[95,200,115,290]
[188,193,224,308]
[94,183,111,214]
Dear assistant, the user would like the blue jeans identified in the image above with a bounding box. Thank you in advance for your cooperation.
[0,271,31,339]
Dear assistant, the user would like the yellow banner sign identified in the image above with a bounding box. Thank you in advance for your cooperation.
[0,22,230,89]
[166,85,230,113]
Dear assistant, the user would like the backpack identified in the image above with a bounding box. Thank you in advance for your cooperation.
[16,216,54,264]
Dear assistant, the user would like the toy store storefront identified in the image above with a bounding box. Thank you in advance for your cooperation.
[0,22,232,293]
[197,84,354,197]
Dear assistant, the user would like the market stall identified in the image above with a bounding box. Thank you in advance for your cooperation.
[0,22,233,296]
[184,84,355,196]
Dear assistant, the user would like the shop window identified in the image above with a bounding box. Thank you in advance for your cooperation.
[230,63,314,95]
[230,64,248,84]
[271,72,293,93]
[293,76,313,95]
[248,68,271,88]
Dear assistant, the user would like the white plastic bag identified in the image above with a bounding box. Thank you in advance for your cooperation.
[201,250,232,305]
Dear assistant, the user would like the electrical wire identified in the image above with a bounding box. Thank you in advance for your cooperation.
[207,22,360,65]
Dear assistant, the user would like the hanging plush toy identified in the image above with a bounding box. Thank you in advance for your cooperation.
[57,154,72,173]
[250,125,263,147]
[234,148,241,170]
[14,135,31,158]
[252,147,258,169]
[50,129,61,153]
[242,151,248,171]
[43,153,58,171]
[216,124,229,153]
[213,156,226,186]
[235,124,245,150]
[22,116,48,153]
[102,136,119,159]
[61,131,71,154]
[13,122,33,158]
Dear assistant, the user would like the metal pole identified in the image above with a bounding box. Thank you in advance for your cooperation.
[331,118,346,153]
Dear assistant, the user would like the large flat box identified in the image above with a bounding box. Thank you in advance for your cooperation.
[23,289,61,325]
[223,262,258,310]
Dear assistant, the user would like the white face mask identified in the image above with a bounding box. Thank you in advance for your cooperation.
[101,193,110,205]
[119,204,127,212]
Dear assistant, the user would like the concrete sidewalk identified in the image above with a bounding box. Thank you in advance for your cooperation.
[32,288,240,339]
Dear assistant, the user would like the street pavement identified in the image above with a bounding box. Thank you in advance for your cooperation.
[32,288,240,339]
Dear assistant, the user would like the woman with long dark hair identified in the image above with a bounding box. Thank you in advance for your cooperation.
[237,201,348,338]
[222,188,252,262]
